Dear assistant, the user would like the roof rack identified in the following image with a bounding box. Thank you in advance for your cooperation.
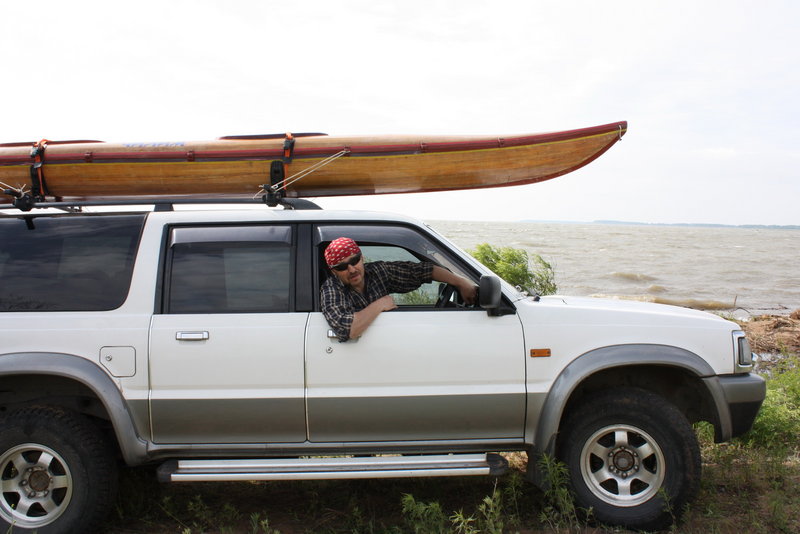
[0,196,322,212]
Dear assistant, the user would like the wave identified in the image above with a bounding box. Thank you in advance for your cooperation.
[608,272,658,282]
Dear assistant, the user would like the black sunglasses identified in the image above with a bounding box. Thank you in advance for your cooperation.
[330,252,362,272]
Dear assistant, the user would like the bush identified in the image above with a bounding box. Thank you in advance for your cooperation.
[401,494,448,534]
[469,243,557,296]
[742,353,800,451]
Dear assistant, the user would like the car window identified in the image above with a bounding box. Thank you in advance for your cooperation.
[0,214,145,311]
[316,223,477,308]
[316,224,473,277]
[165,225,293,314]
[360,245,442,306]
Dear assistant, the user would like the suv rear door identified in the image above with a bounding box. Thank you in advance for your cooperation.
[149,224,307,443]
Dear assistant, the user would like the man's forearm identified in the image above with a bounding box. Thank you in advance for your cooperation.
[349,294,396,339]
[432,266,462,286]
[432,266,477,304]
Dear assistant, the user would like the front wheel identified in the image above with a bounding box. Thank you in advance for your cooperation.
[558,388,701,531]
[0,406,118,534]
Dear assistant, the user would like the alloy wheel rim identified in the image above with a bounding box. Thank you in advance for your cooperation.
[579,424,666,507]
[0,443,74,528]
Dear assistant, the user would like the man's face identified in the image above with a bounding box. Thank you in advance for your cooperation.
[331,253,365,291]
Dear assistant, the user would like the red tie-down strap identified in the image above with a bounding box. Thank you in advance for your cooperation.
[29,139,51,200]
[281,132,295,184]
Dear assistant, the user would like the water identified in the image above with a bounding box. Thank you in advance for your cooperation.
[428,221,800,317]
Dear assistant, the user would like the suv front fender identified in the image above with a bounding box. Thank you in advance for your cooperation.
[528,344,727,456]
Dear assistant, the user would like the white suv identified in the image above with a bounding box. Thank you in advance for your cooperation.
[0,200,765,533]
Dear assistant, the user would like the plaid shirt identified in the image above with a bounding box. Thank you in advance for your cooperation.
[320,261,433,341]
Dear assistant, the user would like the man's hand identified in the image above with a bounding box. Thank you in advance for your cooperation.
[457,280,478,305]
[375,294,398,312]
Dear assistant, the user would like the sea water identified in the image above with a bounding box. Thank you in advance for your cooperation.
[429,221,800,317]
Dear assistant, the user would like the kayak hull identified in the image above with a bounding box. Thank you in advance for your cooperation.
[0,121,626,200]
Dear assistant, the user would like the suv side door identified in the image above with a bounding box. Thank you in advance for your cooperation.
[305,223,526,443]
[149,224,307,443]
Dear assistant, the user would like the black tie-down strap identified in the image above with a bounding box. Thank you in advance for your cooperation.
[263,133,295,207]
[264,160,285,207]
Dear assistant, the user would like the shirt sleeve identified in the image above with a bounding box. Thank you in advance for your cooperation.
[320,279,353,342]
[382,261,434,293]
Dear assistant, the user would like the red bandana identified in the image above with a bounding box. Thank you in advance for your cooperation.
[324,237,361,267]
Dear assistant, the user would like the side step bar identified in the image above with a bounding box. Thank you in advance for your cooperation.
[158,453,508,483]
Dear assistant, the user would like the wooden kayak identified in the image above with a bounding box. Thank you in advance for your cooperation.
[0,121,626,203]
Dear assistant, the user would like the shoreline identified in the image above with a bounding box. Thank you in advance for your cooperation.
[739,310,800,355]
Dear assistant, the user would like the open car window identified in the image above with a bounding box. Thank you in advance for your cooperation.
[315,223,477,308]
[360,245,441,306]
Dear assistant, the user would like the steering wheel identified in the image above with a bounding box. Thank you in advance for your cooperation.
[434,284,457,308]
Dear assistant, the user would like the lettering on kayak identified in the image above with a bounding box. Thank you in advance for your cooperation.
[123,142,186,148]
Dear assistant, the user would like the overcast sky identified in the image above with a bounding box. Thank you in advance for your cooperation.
[1,1,797,225]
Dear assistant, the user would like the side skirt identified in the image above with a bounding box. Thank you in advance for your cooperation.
[157,453,508,482]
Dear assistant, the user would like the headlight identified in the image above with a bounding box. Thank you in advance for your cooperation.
[734,331,754,368]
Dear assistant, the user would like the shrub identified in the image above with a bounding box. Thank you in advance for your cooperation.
[741,353,800,451]
[469,243,557,296]
[401,494,448,534]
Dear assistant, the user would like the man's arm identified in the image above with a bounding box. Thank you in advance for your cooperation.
[431,265,478,305]
[349,294,397,339]
[320,280,356,341]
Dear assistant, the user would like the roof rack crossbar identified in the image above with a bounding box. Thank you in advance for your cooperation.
[0,197,322,212]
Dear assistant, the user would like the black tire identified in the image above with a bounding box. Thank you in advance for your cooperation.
[557,387,701,531]
[0,406,118,534]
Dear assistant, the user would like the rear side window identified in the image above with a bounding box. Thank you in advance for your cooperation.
[0,214,145,311]
[165,225,293,314]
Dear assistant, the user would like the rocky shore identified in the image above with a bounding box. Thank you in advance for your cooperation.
[739,309,800,355]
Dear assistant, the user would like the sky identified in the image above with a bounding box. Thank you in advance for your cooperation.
[1,0,798,225]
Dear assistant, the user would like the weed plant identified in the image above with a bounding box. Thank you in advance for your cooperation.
[745,353,800,451]
[690,349,800,534]
[469,243,557,296]
[400,478,517,534]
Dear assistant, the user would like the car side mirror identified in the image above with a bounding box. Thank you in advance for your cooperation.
[479,275,501,310]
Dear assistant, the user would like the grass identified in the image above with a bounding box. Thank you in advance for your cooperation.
[103,443,799,533]
[101,355,800,534]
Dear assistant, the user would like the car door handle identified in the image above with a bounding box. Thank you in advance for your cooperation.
[176,331,209,341]
[327,329,358,342]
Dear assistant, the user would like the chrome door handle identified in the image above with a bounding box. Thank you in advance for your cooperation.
[327,329,357,342]
[176,331,209,341]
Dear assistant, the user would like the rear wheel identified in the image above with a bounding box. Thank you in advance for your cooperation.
[558,388,701,530]
[0,406,118,534]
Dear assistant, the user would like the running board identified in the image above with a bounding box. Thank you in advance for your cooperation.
[157,453,508,483]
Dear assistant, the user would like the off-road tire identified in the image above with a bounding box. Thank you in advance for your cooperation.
[0,405,118,533]
[558,387,701,530]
